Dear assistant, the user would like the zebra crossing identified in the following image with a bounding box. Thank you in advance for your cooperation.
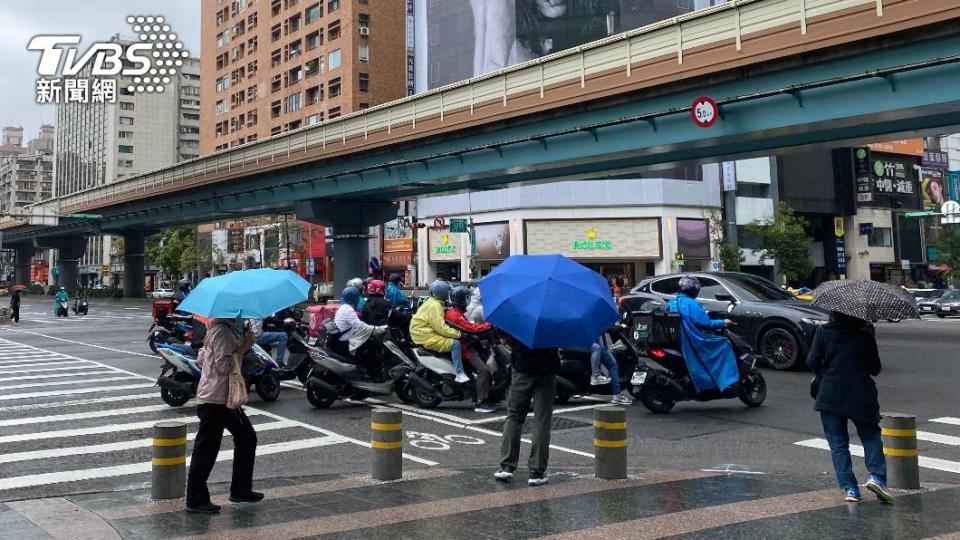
[0,337,351,500]
[795,417,960,476]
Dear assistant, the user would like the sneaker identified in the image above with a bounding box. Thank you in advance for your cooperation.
[454,373,470,384]
[611,392,633,405]
[494,466,515,482]
[185,502,221,514]
[866,476,895,503]
[844,488,862,503]
[590,374,611,386]
[528,470,549,486]
[474,402,496,413]
[229,491,264,504]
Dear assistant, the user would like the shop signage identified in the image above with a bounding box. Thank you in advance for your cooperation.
[690,96,718,128]
[572,228,612,250]
[384,217,413,253]
[922,150,949,169]
[428,228,460,262]
[835,237,847,275]
[101,264,110,274]
[867,139,924,156]
[872,156,915,195]
[858,223,873,235]
[382,251,415,267]
[854,148,873,203]
[449,218,468,233]
[922,168,947,209]
[721,161,736,191]
[833,217,845,238]
[949,171,960,202]
[473,222,510,260]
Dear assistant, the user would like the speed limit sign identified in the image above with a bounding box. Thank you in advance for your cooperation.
[691,96,719,128]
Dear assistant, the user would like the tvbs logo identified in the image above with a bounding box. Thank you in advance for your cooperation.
[28,15,190,104]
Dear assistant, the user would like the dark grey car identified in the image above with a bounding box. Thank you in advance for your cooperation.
[619,272,829,370]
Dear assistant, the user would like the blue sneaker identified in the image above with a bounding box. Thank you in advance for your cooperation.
[866,476,895,503]
[844,488,861,503]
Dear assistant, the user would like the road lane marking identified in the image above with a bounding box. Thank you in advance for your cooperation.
[0,420,301,465]
[0,330,157,358]
[0,336,438,466]
[0,393,159,413]
[0,360,92,369]
[0,364,99,375]
[467,402,613,425]
[0,403,190,427]
[0,437,346,491]
[930,417,960,426]
[0,375,138,391]
[0,370,116,383]
[795,438,960,474]
[0,383,155,401]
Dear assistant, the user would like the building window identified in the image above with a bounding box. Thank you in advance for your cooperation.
[215,100,229,115]
[358,72,369,92]
[271,126,282,136]
[305,3,322,24]
[287,66,303,85]
[119,116,134,125]
[305,57,321,77]
[119,102,135,111]
[328,77,341,97]
[305,113,322,126]
[271,49,281,68]
[271,0,281,16]
[328,49,341,70]
[288,119,302,130]
[118,159,134,168]
[358,43,369,63]
[306,85,322,104]
[287,39,302,60]
[868,227,893,247]
[247,109,259,126]
[247,12,258,29]
[217,32,227,48]
[328,20,341,41]
[271,23,282,42]
[328,0,340,13]
[306,30,322,50]
[359,13,369,30]
[359,102,369,110]
[118,145,134,154]
[284,92,301,113]
[216,75,230,92]
[271,100,281,118]
[247,35,258,53]
[328,106,341,119]
[271,74,282,93]
[118,130,133,139]
[286,13,302,34]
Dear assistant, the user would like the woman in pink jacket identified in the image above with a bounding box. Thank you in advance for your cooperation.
[186,318,259,514]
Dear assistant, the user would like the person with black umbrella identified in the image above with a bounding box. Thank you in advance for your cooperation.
[9,289,21,323]
[807,279,916,504]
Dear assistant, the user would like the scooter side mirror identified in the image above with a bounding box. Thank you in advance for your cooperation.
[726,302,736,314]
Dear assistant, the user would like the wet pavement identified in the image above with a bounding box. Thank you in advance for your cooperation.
[2,466,959,539]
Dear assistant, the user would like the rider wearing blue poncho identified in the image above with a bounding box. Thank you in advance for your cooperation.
[666,276,740,394]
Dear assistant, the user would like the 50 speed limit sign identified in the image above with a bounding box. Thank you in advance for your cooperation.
[691,96,719,128]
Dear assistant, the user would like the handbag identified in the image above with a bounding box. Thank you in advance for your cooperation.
[226,352,248,409]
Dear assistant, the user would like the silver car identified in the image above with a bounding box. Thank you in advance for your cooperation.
[935,290,960,318]
[917,289,948,315]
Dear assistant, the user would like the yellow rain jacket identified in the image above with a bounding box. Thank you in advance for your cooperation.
[409,296,461,352]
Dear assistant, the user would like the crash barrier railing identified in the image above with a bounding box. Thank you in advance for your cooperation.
[151,421,187,500]
[371,408,403,481]
[594,407,628,480]
[881,413,920,489]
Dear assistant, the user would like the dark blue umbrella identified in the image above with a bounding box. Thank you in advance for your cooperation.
[479,254,618,349]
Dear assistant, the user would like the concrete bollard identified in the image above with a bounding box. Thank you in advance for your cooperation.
[371,408,402,481]
[151,421,187,500]
[594,407,627,480]
[881,413,920,489]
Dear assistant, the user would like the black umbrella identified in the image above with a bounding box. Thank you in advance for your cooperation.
[811,280,919,321]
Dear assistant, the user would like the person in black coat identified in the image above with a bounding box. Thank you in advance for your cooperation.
[9,290,21,323]
[807,311,893,504]
[360,279,390,326]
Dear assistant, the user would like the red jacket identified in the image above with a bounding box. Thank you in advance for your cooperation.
[444,308,491,360]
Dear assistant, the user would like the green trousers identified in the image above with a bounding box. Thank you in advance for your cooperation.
[499,370,556,474]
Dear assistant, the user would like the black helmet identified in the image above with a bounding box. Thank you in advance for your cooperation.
[450,286,471,310]
[388,273,402,285]
[177,279,192,292]
[678,276,701,298]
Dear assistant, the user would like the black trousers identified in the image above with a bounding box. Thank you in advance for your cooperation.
[186,404,257,506]
[11,305,19,323]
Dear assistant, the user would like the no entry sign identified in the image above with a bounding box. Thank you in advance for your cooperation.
[691,96,719,128]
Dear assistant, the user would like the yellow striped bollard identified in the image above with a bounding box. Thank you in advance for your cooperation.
[371,408,402,481]
[151,421,187,500]
[881,413,920,489]
[594,407,627,480]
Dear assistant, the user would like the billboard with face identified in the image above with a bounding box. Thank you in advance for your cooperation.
[418,0,702,91]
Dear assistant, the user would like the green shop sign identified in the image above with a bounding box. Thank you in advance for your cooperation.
[572,240,612,250]
[434,245,456,254]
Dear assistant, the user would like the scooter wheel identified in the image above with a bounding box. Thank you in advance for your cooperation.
[639,380,676,414]
[554,391,572,405]
[394,379,416,404]
[413,386,442,409]
[306,387,336,408]
[738,370,767,408]
[148,335,159,354]
[255,372,281,402]
[160,387,191,407]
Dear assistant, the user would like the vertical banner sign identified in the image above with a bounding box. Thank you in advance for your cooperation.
[833,217,845,238]
[406,0,415,95]
[854,148,873,203]
[949,171,960,202]
[721,161,736,191]
[835,237,847,277]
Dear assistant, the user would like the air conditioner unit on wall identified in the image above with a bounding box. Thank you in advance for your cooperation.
[359,27,369,36]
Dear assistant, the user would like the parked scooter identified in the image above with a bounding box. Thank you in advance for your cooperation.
[407,330,512,409]
[72,296,89,315]
[554,323,639,404]
[155,342,284,406]
[627,308,767,413]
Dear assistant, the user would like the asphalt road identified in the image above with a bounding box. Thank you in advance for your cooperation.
[0,296,958,502]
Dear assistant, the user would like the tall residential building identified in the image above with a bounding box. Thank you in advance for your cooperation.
[200,0,407,153]
[54,38,201,286]
[0,126,26,158]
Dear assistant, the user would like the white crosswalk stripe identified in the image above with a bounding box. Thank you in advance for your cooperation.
[0,336,364,497]
[795,416,960,476]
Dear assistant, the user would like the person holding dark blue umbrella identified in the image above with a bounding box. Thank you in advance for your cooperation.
[482,254,619,486]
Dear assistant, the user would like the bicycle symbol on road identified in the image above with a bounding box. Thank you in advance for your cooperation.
[405,431,485,451]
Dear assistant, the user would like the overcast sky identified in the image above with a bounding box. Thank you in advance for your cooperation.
[0,1,200,140]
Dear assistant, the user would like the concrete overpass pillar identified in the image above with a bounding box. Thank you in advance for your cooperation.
[13,246,32,286]
[49,238,86,291]
[295,199,398,289]
[123,230,146,299]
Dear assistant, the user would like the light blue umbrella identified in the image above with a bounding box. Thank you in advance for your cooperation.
[479,254,619,349]
[176,269,310,319]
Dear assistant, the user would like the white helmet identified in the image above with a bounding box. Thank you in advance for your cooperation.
[347,277,364,290]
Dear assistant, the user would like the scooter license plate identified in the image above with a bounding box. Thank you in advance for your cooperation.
[630,371,647,385]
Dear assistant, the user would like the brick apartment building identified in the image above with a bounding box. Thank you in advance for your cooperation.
[200,0,407,154]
